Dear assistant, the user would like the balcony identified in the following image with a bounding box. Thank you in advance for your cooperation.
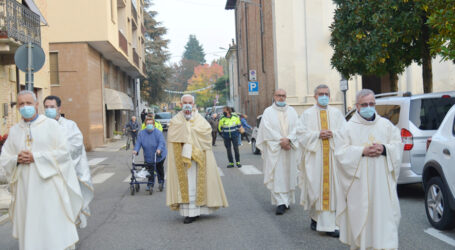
[133,48,139,67]
[131,1,137,24]
[118,30,127,55]
[0,0,41,49]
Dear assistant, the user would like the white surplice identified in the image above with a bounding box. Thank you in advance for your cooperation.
[256,104,300,207]
[58,116,94,228]
[335,112,403,250]
[0,115,83,250]
[299,105,346,232]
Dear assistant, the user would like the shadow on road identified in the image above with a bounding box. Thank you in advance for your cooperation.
[397,183,424,200]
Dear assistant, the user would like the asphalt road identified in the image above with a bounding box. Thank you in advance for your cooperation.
[1,137,454,249]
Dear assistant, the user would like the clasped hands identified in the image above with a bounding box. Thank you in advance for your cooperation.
[17,150,34,164]
[280,138,291,151]
[362,143,384,157]
[319,130,333,140]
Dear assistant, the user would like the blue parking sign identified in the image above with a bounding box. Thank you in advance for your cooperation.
[248,81,258,95]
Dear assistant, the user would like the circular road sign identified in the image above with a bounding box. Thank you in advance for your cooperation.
[14,43,45,73]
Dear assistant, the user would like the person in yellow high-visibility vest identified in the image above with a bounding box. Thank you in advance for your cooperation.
[141,115,163,131]
[218,106,241,168]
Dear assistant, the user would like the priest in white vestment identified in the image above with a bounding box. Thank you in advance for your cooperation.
[0,91,83,250]
[44,95,94,228]
[166,94,228,224]
[256,89,300,215]
[335,89,403,250]
[299,84,346,237]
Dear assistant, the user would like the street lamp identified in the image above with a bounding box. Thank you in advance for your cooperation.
[340,77,349,115]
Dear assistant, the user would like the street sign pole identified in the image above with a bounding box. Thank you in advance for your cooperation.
[26,42,33,91]
[340,77,349,115]
[14,42,45,92]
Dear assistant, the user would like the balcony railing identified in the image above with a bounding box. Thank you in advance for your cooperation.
[118,30,127,55]
[0,0,41,45]
[133,48,139,67]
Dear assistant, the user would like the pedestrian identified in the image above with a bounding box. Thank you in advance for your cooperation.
[240,114,252,144]
[141,109,147,124]
[335,89,403,250]
[166,94,228,224]
[43,95,94,228]
[133,116,167,192]
[256,88,300,215]
[125,115,140,146]
[218,106,242,168]
[0,90,83,250]
[298,84,345,237]
[208,113,219,146]
[141,114,163,132]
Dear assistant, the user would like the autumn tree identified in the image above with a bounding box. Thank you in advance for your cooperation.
[186,63,224,107]
[141,0,171,104]
[428,0,455,62]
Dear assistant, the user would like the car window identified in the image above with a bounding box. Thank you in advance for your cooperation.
[345,109,355,121]
[376,105,400,125]
[410,97,455,130]
[155,113,171,119]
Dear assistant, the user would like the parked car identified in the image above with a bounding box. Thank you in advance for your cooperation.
[155,112,172,131]
[422,104,455,230]
[250,115,262,154]
[346,91,455,184]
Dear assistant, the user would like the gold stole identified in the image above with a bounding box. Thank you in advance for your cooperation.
[320,110,330,211]
[172,143,207,207]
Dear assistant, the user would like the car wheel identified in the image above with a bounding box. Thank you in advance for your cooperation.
[251,139,260,155]
[425,176,455,230]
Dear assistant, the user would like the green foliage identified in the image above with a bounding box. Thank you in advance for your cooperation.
[183,35,206,64]
[141,0,171,104]
[427,0,455,62]
[187,63,224,107]
[214,75,229,105]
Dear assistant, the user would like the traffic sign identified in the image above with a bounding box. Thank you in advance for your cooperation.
[249,69,257,81]
[248,81,258,95]
[14,43,45,73]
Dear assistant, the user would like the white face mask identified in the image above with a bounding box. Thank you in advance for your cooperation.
[182,104,192,111]
[184,114,192,120]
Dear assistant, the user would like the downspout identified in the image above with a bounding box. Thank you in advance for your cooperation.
[303,0,310,100]
[235,6,241,113]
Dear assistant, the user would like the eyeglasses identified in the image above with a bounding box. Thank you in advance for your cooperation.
[317,93,329,97]
[274,95,286,98]
[358,102,376,108]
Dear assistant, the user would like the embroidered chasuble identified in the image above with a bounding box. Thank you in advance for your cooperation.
[319,110,330,211]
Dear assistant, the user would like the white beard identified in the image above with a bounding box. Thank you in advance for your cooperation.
[184,114,192,120]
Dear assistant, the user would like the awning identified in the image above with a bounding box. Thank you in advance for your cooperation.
[104,88,134,110]
[24,0,48,25]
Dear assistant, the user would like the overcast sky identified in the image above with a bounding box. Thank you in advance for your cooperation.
[152,0,235,65]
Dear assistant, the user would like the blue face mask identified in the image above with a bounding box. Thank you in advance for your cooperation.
[276,101,286,107]
[45,108,57,119]
[146,124,155,130]
[318,95,329,106]
[359,106,376,119]
[19,105,36,119]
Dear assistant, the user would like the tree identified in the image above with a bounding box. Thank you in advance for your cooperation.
[186,63,224,107]
[330,0,436,93]
[214,75,229,105]
[183,34,206,64]
[427,0,455,62]
[141,0,171,104]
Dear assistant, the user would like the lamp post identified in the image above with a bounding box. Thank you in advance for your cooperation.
[340,77,348,115]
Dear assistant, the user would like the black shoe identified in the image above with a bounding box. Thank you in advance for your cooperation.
[236,162,242,168]
[275,205,286,215]
[183,216,197,224]
[159,183,163,192]
[227,163,234,168]
[310,219,317,231]
[326,230,340,238]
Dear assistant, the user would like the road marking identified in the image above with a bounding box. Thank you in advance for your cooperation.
[218,167,224,176]
[424,228,455,247]
[123,175,132,183]
[92,172,115,184]
[88,157,107,166]
[239,165,262,175]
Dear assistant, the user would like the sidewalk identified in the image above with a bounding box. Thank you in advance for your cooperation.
[92,138,126,152]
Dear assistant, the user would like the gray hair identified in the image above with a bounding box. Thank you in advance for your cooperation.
[274,88,287,95]
[356,89,375,103]
[181,94,195,103]
[18,90,37,102]
[314,84,330,95]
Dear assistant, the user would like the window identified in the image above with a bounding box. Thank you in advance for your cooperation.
[376,105,400,125]
[410,97,455,130]
[155,112,172,119]
[49,52,59,85]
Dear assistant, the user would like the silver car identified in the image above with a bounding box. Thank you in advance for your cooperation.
[346,91,455,184]
[155,112,172,131]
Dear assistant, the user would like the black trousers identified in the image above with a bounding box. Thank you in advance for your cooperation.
[223,136,240,163]
[211,131,217,145]
[241,132,250,142]
[146,159,165,186]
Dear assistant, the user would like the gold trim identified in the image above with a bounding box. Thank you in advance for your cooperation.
[173,143,189,203]
[320,110,330,211]
[191,145,207,207]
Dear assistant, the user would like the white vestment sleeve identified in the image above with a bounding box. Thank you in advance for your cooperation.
[384,124,403,182]
[0,134,18,180]
[299,110,321,153]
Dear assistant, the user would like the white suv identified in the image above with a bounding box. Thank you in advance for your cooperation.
[423,105,455,230]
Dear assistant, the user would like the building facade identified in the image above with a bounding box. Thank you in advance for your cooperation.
[225,43,239,112]
[226,0,455,119]
[44,0,146,150]
[0,0,49,137]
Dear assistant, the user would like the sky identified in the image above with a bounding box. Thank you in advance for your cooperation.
[151,0,236,65]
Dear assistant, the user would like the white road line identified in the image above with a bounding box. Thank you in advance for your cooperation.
[123,175,132,183]
[92,172,115,184]
[88,157,107,166]
[424,228,455,247]
[239,165,262,175]
[218,167,224,176]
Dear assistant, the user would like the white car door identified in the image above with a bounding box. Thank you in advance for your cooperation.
[440,110,455,196]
